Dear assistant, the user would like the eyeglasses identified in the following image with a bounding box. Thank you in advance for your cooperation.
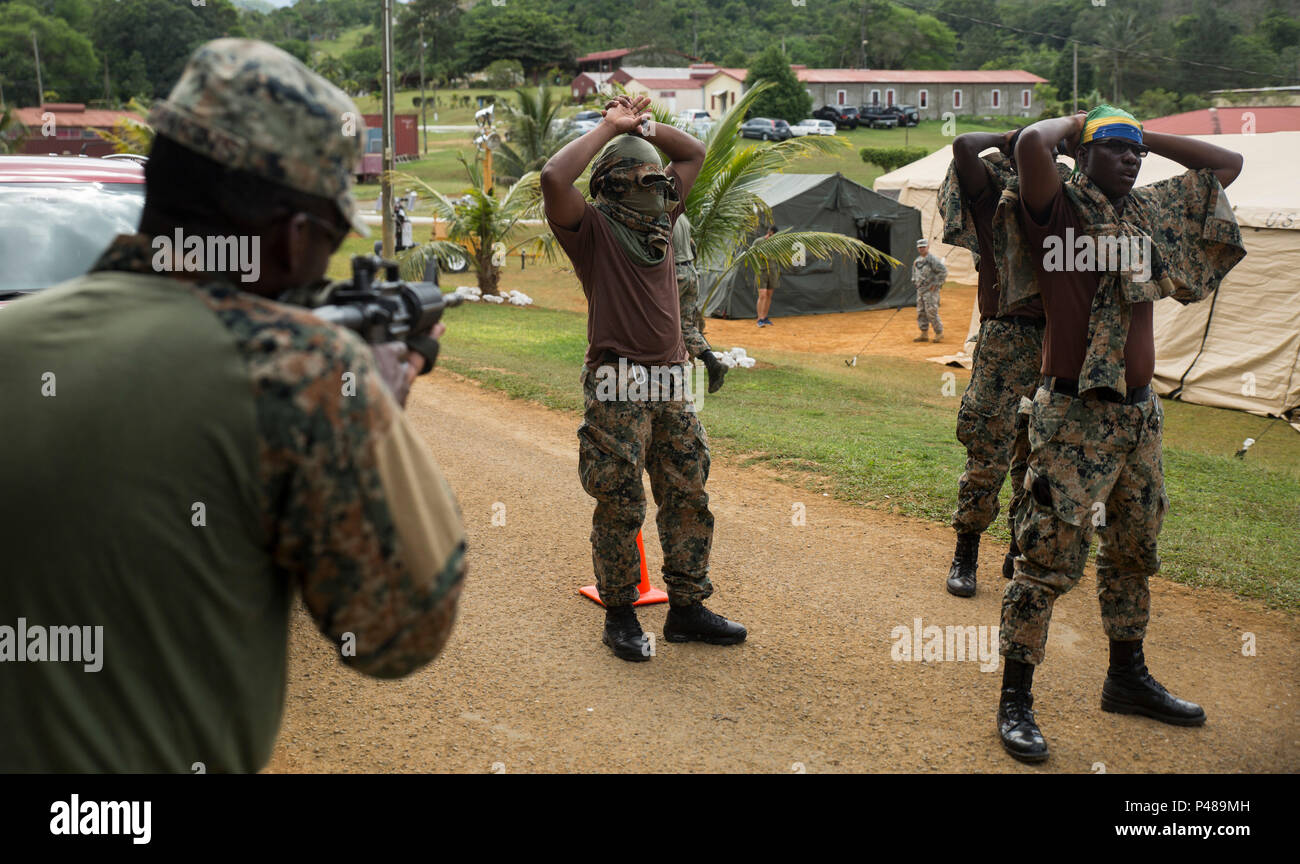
[1095,140,1149,159]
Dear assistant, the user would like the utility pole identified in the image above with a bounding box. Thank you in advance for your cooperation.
[419,19,427,156]
[381,0,395,258]
[32,32,44,107]
[1072,42,1078,114]
[104,55,110,103]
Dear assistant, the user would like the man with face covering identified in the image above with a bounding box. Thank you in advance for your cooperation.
[0,40,467,771]
[542,95,746,661]
[991,105,1244,762]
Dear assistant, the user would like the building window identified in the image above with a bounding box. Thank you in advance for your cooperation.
[837,89,847,105]
[573,88,580,98]
[952,89,962,110]
[919,89,928,109]
[711,94,716,110]
[992,89,1000,108]
[870,89,880,106]
[886,88,895,106]
[1022,89,1032,108]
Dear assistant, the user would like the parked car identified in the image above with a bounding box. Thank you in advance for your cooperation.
[791,118,837,137]
[676,109,712,124]
[858,105,900,129]
[568,109,603,135]
[738,117,793,141]
[812,105,860,129]
[0,156,146,307]
[891,104,921,126]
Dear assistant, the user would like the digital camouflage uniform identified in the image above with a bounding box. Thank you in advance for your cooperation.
[579,361,713,608]
[911,252,947,335]
[673,213,709,359]
[994,168,1245,664]
[938,153,1043,536]
[568,137,714,609]
[0,40,466,772]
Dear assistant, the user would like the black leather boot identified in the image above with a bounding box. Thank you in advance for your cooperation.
[1002,536,1019,580]
[602,605,651,662]
[1101,639,1206,726]
[997,658,1049,763]
[945,532,980,597]
[663,603,747,645]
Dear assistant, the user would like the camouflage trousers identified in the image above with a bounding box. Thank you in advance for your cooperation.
[952,317,1044,535]
[578,361,714,607]
[916,286,942,335]
[1000,386,1168,665]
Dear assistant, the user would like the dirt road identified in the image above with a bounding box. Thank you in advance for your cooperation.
[265,371,1299,773]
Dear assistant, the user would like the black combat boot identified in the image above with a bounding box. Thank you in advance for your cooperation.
[945,532,980,597]
[997,658,1049,763]
[1101,639,1206,726]
[663,602,747,645]
[1002,536,1020,580]
[602,605,651,662]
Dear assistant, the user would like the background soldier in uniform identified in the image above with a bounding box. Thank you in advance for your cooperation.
[541,94,746,661]
[0,39,467,772]
[939,129,1047,598]
[996,106,1245,762]
[911,238,947,342]
[755,224,779,327]
[672,213,727,394]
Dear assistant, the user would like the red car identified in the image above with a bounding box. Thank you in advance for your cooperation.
[0,155,146,308]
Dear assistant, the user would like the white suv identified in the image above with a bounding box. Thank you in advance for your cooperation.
[792,118,836,137]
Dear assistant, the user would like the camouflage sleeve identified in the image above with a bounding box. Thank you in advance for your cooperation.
[678,265,710,358]
[939,154,1010,252]
[1130,168,1246,305]
[193,287,467,679]
[933,256,949,283]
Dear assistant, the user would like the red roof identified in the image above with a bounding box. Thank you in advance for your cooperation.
[0,155,145,184]
[796,69,1046,84]
[577,48,633,63]
[1143,106,1300,135]
[13,103,144,128]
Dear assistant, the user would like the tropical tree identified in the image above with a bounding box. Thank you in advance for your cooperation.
[516,82,897,309]
[0,108,29,155]
[391,154,539,296]
[493,85,578,185]
[88,98,154,155]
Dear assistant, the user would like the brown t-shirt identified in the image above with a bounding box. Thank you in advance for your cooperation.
[549,171,688,367]
[1019,186,1154,389]
[970,183,1043,322]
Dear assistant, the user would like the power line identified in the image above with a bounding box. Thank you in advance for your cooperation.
[892,0,1292,83]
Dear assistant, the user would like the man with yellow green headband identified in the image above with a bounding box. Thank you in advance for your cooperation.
[990,105,1245,762]
[541,95,746,662]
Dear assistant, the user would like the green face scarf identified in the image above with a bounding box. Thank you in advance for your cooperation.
[589,134,679,267]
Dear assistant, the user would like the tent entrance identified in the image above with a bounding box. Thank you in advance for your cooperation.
[857,220,893,304]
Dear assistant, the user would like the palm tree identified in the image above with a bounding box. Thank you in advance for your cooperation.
[0,108,29,154]
[516,82,896,306]
[87,98,154,155]
[390,154,539,296]
[493,85,578,185]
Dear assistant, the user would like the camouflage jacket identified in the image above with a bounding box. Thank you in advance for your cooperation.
[938,150,1017,256]
[911,253,948,292]
[994,168,1245,393]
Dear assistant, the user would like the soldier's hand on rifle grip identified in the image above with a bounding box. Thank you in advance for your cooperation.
[371,341,421,407]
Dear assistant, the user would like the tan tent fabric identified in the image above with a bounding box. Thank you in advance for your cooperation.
[890,132,1300,423]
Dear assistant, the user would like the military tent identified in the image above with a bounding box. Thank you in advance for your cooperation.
[700,173,922,319]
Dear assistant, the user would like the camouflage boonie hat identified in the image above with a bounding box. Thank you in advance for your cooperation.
[149,38,369,237]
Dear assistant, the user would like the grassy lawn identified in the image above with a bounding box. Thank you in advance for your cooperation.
[328,234,1300,609]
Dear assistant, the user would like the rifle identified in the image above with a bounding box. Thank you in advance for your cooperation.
[310,254,462,371]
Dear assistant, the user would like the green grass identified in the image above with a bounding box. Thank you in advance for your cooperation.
[335,254,1299,609]
[312,24,369,58]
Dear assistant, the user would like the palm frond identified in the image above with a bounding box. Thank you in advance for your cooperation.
[397,240,473,281]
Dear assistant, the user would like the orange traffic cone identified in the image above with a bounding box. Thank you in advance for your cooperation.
[579,529,669,607]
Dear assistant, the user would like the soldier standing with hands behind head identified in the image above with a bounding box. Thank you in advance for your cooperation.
[0,39,467,772]
[541,94,746,662]
[994,105,1244,763]
[911,238,947,342]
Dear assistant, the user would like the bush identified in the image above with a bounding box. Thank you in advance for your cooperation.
[859,146,929,173]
